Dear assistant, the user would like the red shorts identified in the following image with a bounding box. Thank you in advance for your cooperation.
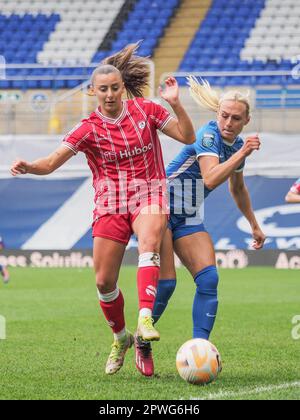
[92,194,169,245]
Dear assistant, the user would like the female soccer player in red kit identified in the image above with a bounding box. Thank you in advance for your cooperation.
[10,43,195,375]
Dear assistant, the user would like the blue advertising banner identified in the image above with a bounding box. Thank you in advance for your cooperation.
[0,176,299,250]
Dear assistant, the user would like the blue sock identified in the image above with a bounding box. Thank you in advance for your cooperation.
[193,266,219,340]
[152,279,176,324]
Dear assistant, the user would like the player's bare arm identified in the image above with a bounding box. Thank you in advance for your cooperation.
[10,145,74,176]
[160,77,195,144]
[229,171,266,250]
[198,135,261,190]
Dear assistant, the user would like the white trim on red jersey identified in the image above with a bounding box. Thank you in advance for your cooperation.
[95,101,127,126]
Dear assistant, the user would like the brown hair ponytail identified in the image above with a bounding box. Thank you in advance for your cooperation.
[91,42,150,98]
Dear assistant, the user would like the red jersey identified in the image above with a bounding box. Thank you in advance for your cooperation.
[63,97,173,217]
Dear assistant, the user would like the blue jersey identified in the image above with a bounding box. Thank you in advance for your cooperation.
[166,121,245,219]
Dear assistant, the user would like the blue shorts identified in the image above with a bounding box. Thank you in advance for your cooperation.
[168,212,207,241]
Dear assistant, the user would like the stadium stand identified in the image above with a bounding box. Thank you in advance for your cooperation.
[152,0,211,88]
[106,0,179,57]
[179,0,300,86]
[0,0,125,66]
[0,0,299,89]
[0,0,180,89]
[38,0,125,66]
[242,0,300,62]
[0,0,132,89]
[0,13,60,65]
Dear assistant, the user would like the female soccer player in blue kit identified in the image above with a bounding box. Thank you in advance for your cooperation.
[134,77,266,376]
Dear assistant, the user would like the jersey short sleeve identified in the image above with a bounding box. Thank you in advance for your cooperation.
[194,127,219,159]
[143,99,173,131]
[62,121,90,155]
[290,178,300,194]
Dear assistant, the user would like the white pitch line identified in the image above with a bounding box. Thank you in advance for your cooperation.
[188,381,300,400]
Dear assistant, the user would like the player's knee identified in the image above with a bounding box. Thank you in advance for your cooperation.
[138,223,166,253]
[95,272,117,294]
[138,236,162,253]
[194,266,219,297]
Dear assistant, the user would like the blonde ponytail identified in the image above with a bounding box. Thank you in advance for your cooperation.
[187,76,251,116]
[187,75,219,112]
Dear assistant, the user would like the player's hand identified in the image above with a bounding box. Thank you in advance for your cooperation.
[159,77,179,106]
[10,159,30,176]
[251,226,266,250]
[240,134,261,157]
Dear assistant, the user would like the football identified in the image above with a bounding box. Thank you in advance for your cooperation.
[176,338,222,385]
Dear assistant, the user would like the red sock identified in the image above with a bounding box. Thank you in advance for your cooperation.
[99,290,125,334]
[137,266,160,311]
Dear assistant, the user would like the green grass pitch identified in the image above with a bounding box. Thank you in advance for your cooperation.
[0,267,299,400]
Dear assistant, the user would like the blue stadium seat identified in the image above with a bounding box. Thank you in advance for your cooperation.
[40,80,52,89]
[256,76,274,85]
[252,60,266,70]
[67,80,82,89]
[0,13,58,67]
[1,0,293,90]
[214,76,228,87]
[265,62,278,71]
[26,80,40,89]
[105,0,180,64]
[237,61,251,71]
[0,80,11,89]
[280,60,294,70]
[137,46,152,56]
[53,80,66,89]
[11,80,25,89]
[180,56,197,70]
[286,76,300,85]
[179,0,293,86]
[209,9,222,18]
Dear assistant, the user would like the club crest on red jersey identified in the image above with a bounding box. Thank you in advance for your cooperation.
[104,151,118,162]
[138,121,146,130]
